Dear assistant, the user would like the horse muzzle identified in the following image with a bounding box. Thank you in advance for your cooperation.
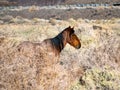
[75,44,81,49]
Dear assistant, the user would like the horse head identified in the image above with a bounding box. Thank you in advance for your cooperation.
[63,26,81,49]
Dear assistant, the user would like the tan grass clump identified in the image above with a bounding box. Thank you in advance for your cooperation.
[28,5,39,12]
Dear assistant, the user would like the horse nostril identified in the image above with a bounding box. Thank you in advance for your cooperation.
[76,45,81,49]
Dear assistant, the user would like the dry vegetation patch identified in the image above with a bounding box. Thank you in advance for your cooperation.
[0,18,120,90]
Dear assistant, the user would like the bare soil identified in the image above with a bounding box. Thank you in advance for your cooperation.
[1,0,120,6]
[1,8,120,20]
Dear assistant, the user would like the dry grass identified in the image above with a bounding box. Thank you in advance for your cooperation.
[28,5,39,12]
[0,18,120,90]
[70,67,120,90]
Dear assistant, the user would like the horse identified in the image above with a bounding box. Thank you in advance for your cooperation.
[16,26,81,68]
[17,26,81,58]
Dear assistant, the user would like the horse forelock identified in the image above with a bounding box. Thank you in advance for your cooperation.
[64,26,75,35]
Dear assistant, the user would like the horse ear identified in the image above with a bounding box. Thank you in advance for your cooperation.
[71,27,74,29]
[68,26,71,28]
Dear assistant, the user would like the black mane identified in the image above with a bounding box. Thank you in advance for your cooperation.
[51,32,64,52]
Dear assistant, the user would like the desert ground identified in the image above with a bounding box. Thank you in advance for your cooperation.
[0,5,120,90]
